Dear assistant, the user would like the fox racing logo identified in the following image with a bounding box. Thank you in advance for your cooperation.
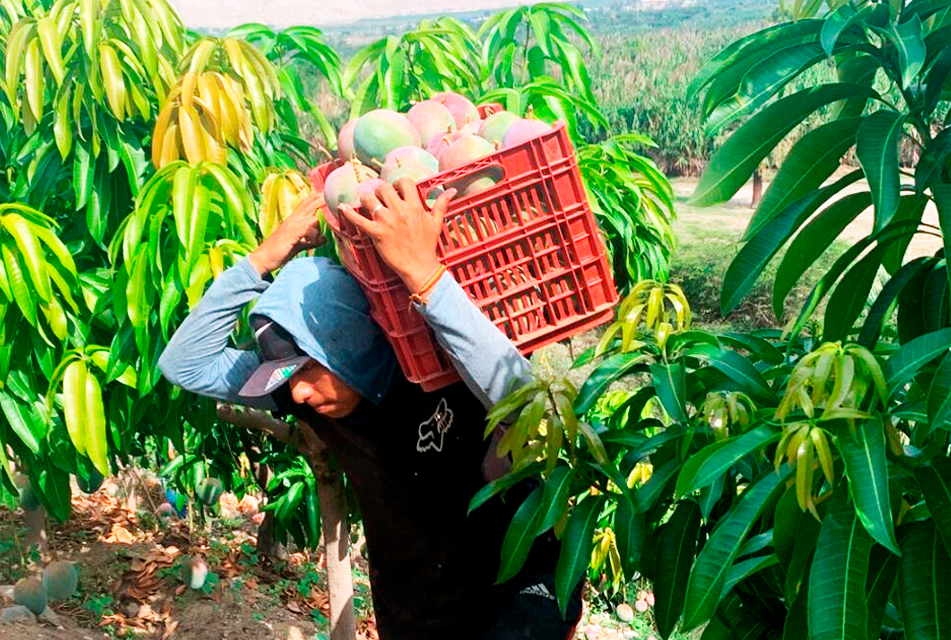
[416,398,453,453]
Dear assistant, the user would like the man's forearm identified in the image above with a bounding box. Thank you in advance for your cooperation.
[413,273,533,408]
[158,257,275,409]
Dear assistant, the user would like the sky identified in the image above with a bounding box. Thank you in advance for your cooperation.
[165,0,543,30]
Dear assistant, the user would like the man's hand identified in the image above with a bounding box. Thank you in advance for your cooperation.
[338,179,456,292]
[249,192,327,276]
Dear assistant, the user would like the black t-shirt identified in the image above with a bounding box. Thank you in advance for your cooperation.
[273,376,551,640]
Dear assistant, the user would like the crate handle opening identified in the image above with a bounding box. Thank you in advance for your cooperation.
[423,164,506,206]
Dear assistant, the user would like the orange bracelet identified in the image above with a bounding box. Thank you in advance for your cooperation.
[408,265,447,309]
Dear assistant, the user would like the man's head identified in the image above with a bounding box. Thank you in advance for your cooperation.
[238,257,397,415]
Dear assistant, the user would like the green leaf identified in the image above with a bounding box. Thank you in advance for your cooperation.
[0,389,41,453]
[683,466,792,630]
[914,457,951,557]
[788,221,917,339]
[554,494,604,617]
[865,544,899,640]
[722,170,863,315]
[898,520,951,640]
[884,328,951,396]
[934,182,951,300]
[705,43,829,136]
[690,345,777,402]
[883,194,930,274]
[676,424,781,498]
[702,594,769,640]
[537,465,573,533]
[745,117,861,242]
[650,362,688,423]
[915,128,951,194]
[856,110,904,231]
[635,457,680,514]
[654,500,702,640]
[820,4,862,56]
[859,256,934,348]
[927,352,951,432]
[823,243,889,342]
[690,83,877,207]
[724,554,778,595]
[773,191,872,318]
[834,54,880,119]
[497,484,545,584]
[575,353,646,415]
[838,418,899,554]
[468,461,544,514]
[807,487,872,640]
[2,238,37,326]
[886,15,926,90]
[615,495,647,579]
[34,460,71,522]
[694,19,824,112]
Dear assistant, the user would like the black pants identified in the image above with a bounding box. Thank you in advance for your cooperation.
[482,569,584,639]
[477,530,584,640]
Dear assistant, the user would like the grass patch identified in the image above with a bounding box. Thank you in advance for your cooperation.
[669,185,848,334]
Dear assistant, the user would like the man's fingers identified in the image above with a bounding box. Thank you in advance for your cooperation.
[292,191,325,217]
[393,177,422,209]
[359,191,386,218]
[431,188,457,226]
[338,203,376,236]
[375,182,403,211]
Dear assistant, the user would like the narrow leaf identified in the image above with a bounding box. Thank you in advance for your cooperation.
[838,418,899,554]
[654,500,702,640]
[555,494,604,616]
[856,110,904,231]
[807,487,872,640]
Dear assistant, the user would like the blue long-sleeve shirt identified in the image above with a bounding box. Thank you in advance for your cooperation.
[158,256,532,409]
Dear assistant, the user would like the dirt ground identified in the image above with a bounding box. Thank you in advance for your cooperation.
[0,481,653,640]
[0,479,382,640]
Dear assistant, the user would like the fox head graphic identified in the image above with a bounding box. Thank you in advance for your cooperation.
[417,398,454,453]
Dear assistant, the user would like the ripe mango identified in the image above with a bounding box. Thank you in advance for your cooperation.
[324,162,380,211]
[478,111,519,146]
[431,91,479,129]
[353,110,420,167]
[502,118,552,149]
[406,100,456,149]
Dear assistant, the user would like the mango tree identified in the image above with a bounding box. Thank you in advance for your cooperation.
[486,2,951,639]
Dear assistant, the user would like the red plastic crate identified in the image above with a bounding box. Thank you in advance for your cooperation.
[311,123,619,391]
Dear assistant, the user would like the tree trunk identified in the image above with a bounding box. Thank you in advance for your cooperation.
[751,169,763,208]
[300,425,356,640]
[217,404,356,640]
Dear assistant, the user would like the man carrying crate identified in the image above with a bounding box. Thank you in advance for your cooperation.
[159,179,583,639]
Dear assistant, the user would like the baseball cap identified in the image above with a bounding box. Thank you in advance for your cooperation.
[237,318,312,397]
[237,256,398,403]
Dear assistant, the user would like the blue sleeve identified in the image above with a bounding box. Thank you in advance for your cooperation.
[158,257,276,411]
[413,272,533,409]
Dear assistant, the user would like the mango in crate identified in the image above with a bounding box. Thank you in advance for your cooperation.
[478,111,519,146]
[406,100,456,147]
[353,109,420,167]
[324,161,381,211]
[430,91,479,129]
[502,118,553,149]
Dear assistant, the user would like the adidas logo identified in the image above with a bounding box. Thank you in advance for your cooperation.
[519,583,556,600]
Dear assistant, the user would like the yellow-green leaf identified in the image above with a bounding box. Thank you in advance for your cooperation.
[63,359,87,456]
[84,371,109,476]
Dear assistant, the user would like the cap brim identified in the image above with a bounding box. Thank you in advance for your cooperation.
[238,355,311,398]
